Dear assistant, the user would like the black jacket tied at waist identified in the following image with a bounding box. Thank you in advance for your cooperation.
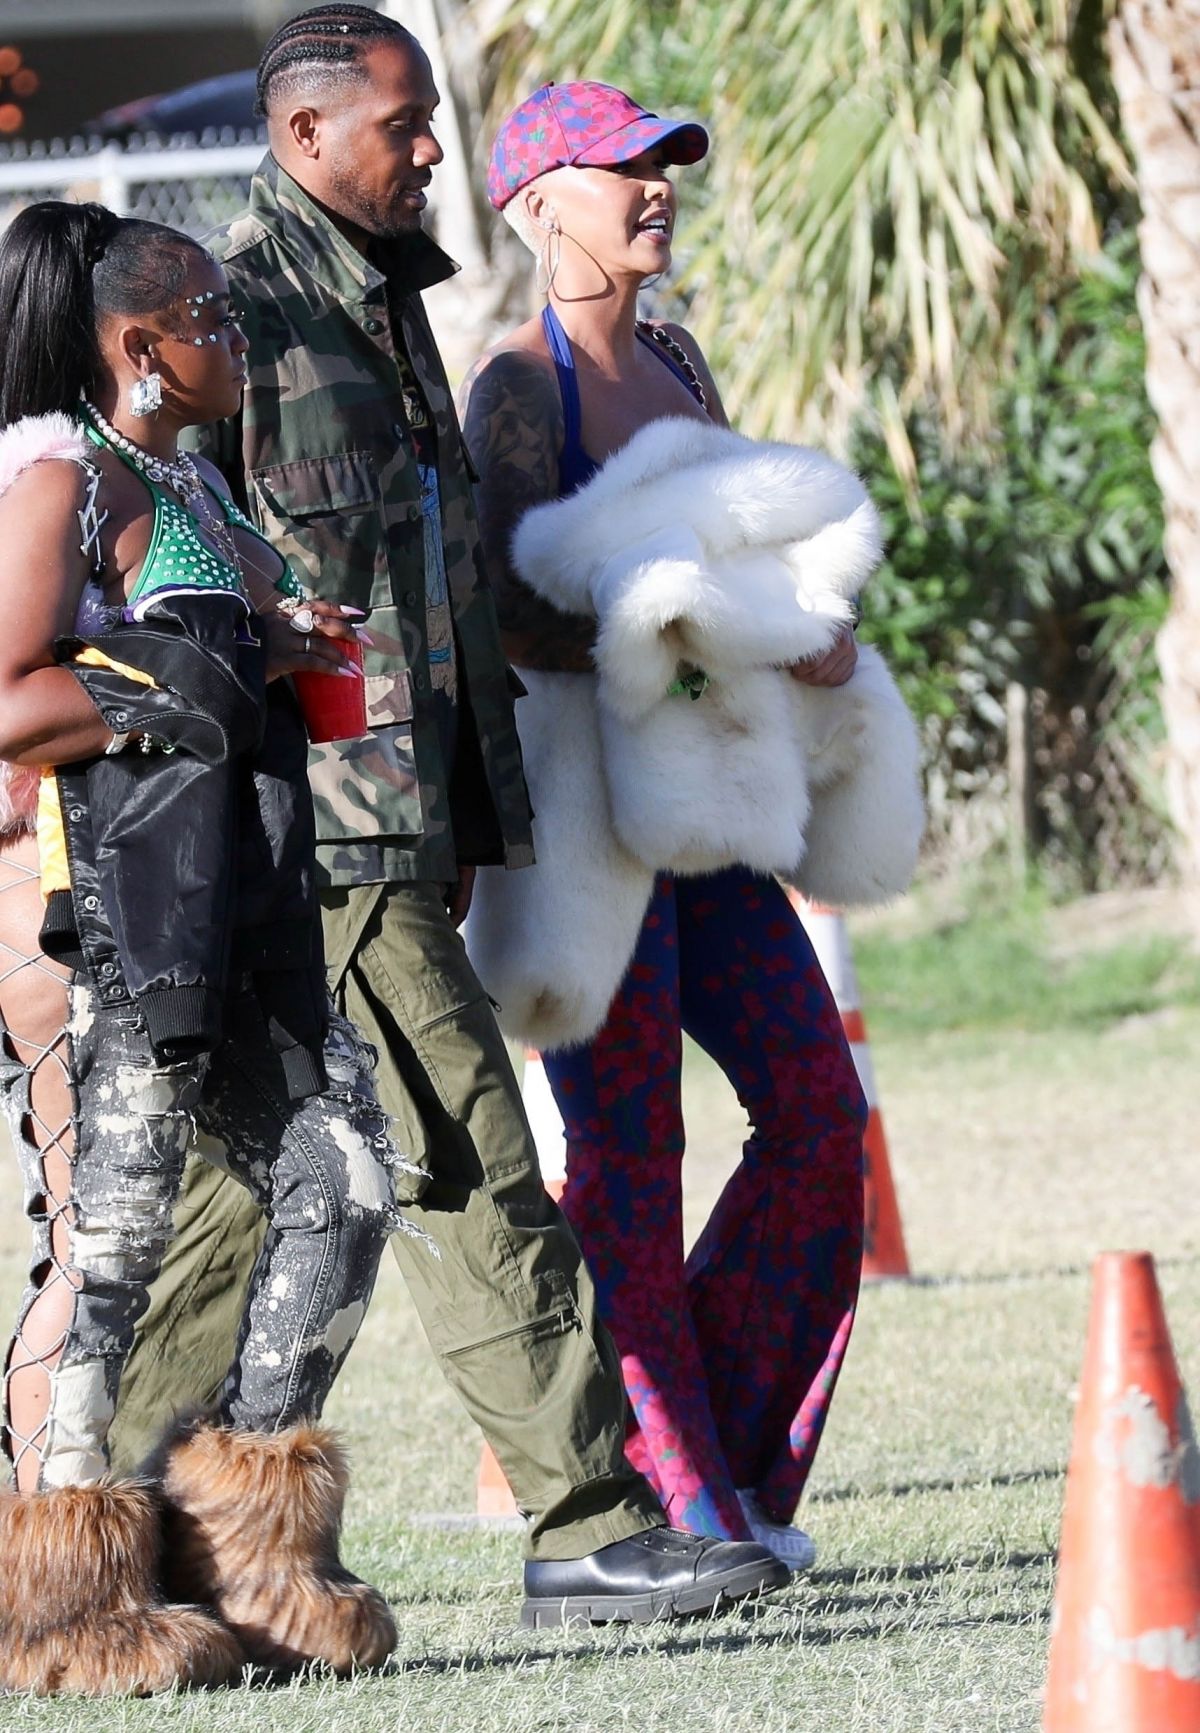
[46,592,328,1099]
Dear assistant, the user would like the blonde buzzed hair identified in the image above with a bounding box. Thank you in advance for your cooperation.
[502,190,543,255]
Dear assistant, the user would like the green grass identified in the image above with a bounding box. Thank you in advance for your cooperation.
[854,880,1200,1035]
[0,887,1196,1731]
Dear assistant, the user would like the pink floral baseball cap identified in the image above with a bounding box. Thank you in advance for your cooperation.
[487,81,708,210]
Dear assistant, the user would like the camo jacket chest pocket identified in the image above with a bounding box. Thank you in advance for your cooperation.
[251,450,392,616]
[252,450,423,844]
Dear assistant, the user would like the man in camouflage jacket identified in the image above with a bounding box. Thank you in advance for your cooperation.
[203,169,534,892]
[114,6,785,1623]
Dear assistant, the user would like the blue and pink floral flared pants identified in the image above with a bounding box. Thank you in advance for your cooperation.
[543,867,866,1540]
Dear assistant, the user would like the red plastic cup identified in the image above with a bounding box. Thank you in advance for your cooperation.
[292,636,366,743]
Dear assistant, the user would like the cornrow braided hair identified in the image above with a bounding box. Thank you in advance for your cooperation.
[255,3,412,116]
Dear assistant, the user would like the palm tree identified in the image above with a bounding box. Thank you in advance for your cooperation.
[467,0,1129,452]
[1109,1,1200,917]
[459,2,1200,893]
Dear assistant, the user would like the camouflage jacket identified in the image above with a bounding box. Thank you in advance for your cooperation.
[189,155,534,888]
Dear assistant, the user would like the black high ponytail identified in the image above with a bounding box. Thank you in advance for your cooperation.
[0,201,208,428]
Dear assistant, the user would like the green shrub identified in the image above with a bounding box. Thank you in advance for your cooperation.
[853,228,1169,884]
[855,896,1200,1036]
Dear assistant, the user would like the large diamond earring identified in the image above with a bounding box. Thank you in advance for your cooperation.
[129,373,163,418]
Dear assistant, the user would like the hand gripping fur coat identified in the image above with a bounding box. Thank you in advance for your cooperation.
[465,417,924,1052]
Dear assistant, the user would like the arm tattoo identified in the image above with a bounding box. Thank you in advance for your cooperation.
[460,351,597,673]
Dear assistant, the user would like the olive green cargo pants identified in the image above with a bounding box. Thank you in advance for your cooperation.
[111,881,662,1560]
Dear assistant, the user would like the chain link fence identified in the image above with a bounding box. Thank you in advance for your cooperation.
[0,128,499,377]
[0,131,266,236]
[919,639,1172,892]
[1034,625,1173,890]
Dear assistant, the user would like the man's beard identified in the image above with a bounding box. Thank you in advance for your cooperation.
[326,162,422,241]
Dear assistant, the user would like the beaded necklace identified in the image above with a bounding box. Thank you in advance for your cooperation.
[81,402,243,579]
[82,401,203,501]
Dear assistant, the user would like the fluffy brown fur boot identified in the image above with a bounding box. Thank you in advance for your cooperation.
[0,1481,244,1695]
[149,1418,397,1675]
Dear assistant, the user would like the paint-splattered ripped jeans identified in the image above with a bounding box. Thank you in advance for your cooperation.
[3,977,405,1490]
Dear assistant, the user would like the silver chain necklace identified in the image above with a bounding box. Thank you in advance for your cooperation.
[81,400,244,581]
[81,401,205,505]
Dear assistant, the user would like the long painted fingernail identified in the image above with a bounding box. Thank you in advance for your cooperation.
[338,605,368,617]
[353,628,375,646]
[339,662,365,678]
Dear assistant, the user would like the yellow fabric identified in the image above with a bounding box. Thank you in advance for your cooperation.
[72,646,158,688]
[36,775,68,897]
[37,649,160,900]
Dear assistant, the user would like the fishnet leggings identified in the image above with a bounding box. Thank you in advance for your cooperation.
[0,833,75,1492]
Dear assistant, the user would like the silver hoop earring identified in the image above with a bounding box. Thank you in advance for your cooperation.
[535,226,561,297]
[129,373,163,418]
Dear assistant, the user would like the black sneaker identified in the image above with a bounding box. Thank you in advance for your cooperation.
[520,1525,790,1628]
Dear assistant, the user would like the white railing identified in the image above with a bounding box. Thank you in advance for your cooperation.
[0,136,267,235]
[0,123,512,382]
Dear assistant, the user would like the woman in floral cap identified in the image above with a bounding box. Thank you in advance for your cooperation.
[460,81,869,1569]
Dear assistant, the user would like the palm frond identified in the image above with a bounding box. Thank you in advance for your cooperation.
[465,0,1132,443]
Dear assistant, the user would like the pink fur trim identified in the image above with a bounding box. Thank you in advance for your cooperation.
[0,410,90,499]
[0,414,89,839]
[0,764,39,840]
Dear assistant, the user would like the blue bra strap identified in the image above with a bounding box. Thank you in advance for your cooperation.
[541,301,707,495]
[541,303,583,454]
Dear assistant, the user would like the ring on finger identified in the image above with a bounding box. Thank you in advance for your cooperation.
[288,605,317,636]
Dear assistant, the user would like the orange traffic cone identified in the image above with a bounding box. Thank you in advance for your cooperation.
[790,895,911,1280]
[1043,1250,1200,1730]
[476,1050,565,1519]
[476,1441,520,1519]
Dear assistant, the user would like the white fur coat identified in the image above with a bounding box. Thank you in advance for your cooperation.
[466,417,924,1051]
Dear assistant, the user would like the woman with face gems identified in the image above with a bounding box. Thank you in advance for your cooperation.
[461,84,869,1569]
[0,201,405,1693]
